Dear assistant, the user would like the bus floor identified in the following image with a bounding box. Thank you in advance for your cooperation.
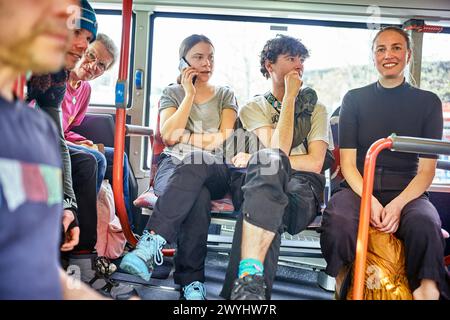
[67,251,334,300]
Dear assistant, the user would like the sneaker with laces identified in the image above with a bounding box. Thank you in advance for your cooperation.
[119,231,166,281]
[181,281,206,300]
[230,274,266,300]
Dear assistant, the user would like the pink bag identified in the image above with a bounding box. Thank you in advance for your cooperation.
[95,180,127,259]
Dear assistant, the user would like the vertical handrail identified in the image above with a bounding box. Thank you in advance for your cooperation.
[113,0,137,246]
[352,138,393,300]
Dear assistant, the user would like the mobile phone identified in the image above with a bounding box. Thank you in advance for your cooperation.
[178,57,197,84]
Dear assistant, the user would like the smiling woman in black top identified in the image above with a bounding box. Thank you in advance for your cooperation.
[320,26,449,300]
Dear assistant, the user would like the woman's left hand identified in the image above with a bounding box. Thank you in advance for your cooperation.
[379,199,404,233]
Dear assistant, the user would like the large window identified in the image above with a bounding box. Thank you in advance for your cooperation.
[421,32,450,184]
[148,14,379,135]
[88,11,133,106]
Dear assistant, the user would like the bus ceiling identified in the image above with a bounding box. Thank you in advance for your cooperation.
[92,0,450,26]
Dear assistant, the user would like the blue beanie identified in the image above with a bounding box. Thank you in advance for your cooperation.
[79,0,98,42]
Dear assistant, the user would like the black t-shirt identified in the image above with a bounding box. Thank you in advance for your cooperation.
[339,80,443,176]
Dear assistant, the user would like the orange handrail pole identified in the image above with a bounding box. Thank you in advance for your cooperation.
[352,137,393,300]
[113,0,137,246]
[13,75,26,100]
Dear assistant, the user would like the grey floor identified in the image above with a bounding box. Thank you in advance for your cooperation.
[68,251,334,300]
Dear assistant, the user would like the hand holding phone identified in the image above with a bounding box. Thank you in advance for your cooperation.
[178,57,197,84]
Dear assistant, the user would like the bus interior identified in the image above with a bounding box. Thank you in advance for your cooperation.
[41,0,450,300]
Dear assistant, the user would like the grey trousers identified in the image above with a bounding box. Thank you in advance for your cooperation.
[147,152,230,286]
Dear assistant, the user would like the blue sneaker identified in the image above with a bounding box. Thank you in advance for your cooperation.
[119,231,166,281]
[181,281,206,300]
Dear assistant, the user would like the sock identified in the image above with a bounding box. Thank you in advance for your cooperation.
[238,258,264,278]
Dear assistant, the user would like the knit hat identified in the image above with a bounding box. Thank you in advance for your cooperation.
[79,0,98,42]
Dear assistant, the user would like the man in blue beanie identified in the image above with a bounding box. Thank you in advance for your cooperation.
[66,0,98,69]
[27,0,99,254]
[80,0,98,40]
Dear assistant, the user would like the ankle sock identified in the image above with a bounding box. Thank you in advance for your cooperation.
[238,258,264,278]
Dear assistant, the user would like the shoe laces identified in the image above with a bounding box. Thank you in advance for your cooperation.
[183,281,206,300]
[232,275,266,299]
[135,230,166,266]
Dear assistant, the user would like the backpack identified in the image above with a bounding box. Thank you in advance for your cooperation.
[222,87,334,172]
[95,180,127,259]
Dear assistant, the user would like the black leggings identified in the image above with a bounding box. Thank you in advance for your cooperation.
[70,149,98,252]
[320,187,450,298]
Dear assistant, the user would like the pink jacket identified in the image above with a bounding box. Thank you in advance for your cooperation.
[62,81,91,143]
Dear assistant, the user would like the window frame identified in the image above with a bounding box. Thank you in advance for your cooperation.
[88,9,136,108]
[143,11,450,182]
[419,30,450,185]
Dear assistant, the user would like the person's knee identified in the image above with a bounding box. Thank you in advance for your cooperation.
[402,199,441,233]
[177,152,215,175]
[76,153,98,181]
[322,212,355,243]
[96,152,107,175]
[248,148,288,176]
[321,192,359,243]
[403,210,441,237]
[251,148,286,165]
[182,151,219,166]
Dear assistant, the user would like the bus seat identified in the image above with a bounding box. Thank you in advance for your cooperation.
[71,113,116,147]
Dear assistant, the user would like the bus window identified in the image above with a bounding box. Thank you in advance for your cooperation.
[147,14,381,167]
[149,15,379,118]
[421,32,450,184]
[89,11,133,107]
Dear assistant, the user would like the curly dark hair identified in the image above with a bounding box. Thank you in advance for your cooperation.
[259,34,310,79]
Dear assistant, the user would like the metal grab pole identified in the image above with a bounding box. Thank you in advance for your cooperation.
[113,0,137,246]
[390,134,450,156]
[352,137,393,300]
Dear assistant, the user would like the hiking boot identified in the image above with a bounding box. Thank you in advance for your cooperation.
[119,231,166,281]
[181,281,206,300]
[230,274,266,300]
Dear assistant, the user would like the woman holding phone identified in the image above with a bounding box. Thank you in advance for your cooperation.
[120,34,237,300]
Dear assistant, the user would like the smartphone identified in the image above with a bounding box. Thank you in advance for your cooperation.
[178,57,197,84]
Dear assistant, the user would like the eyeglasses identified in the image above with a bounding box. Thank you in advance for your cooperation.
[84,49,108,72]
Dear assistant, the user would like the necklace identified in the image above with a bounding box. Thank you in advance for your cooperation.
[72,96,77,105]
